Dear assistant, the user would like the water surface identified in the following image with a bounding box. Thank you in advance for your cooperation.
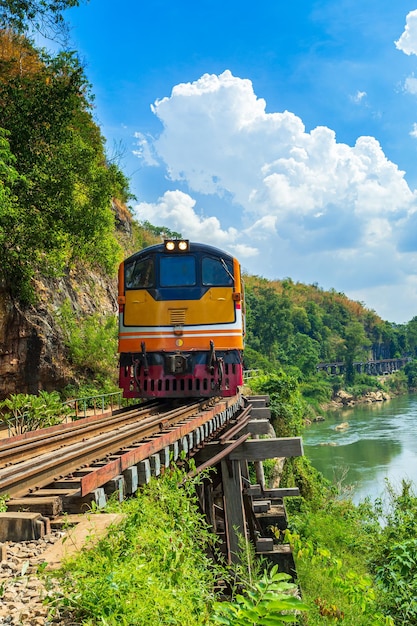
[302,394,417,503]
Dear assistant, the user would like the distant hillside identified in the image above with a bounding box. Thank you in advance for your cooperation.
[243,274,408,378]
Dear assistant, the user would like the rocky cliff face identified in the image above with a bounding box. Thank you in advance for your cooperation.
[0,200,131,401]
[0,270,118,401]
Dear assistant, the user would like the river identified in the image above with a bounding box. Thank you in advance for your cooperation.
[302,393,417,504]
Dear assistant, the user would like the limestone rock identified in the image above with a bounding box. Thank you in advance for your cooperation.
[0,268,117,401]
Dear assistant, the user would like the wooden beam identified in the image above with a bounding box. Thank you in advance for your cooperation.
[193,436,303,466]
[245,395,270,406]
[262,487,300,498]
[250,407,271,419]
[229,437,303,461]
[221,459,246,562]
[186,434,250,479]
[244,419,272,435]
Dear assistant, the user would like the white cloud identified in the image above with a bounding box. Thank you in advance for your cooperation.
[396,10,417,56]
[148,71,416,249]
[351,90,367,104]
[229,243,259,259]
[132,132,159,166]
[404,75,417,95]
[134,190,244,253]
[133,70,417,322]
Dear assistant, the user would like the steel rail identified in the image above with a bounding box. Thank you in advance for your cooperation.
[218,405,252,443]
[0,402,162,468]
[185,432,251,479]
[0,400,205,498]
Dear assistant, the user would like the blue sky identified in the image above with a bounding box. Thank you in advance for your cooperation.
[56,0,417,323]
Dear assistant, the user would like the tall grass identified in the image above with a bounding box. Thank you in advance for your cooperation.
[49,470,224,625]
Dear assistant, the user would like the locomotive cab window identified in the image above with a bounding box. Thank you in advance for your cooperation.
[202,256,233,286]
[160,255,196,287]
[125,257,154,289]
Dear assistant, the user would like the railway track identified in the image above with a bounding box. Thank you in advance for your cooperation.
[0,393,304,572]
[1,395,244,510]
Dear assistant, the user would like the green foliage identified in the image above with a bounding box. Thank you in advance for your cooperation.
[284,480,417,625]
[374,539,417,623]
[61,381,121,407]
[212,564,308,625]
[404,359,417,388]
[58,299,118,383]
[245,284,293,365]
[243,276,417,398]
[0,35,125,302]
[281,456,332,502]
[300,376,333,406]
[343,321,372,385]
[366,481,417,624]
[139,219,182,240]
[244,277,388,375]
[406,317,417,358]
[286,499,394,625]
[248,372,306,437]
[345,373,388,398]
[0,0,81,35]
[0,126,34,302]
[383,369,408,394]
[243,346,276,373]
[50,470,223,625]
[0,391,69,434]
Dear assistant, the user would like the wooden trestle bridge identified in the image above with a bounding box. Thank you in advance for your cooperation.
[0,394,302,572]
[317,357,411,376]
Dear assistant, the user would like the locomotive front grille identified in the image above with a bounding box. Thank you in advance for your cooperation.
[169,308,186,325]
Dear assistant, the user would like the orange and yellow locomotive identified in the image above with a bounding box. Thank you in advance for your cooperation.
[118,239,245,399]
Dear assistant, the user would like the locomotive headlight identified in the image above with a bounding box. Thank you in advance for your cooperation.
[178,240,189,251]
[164,239,189,252]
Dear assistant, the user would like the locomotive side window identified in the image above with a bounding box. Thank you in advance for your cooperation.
[202,256,233,286]
[160,255,196,287]
[125,257,154,289]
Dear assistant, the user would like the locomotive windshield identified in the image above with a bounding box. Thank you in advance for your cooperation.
[124,249,234,291]
[125,257,154,289]
[202,256,233,286]
[160,255,196,287]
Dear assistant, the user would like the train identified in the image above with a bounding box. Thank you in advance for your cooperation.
[117,239,245,399]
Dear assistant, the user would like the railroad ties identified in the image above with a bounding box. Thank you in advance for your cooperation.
[0,394,303,570]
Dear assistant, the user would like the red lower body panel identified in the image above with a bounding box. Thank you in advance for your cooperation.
[119,362,243,399]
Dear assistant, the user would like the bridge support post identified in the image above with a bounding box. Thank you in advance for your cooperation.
[221,459,247,563]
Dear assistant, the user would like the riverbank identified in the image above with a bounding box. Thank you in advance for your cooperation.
[324,388,391,410]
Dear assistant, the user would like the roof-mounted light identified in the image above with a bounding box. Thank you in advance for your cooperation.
[164,239,189,252]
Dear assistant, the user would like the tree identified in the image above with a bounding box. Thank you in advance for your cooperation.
[286,332,321,377]
[343,321,371,385]
[0,0,83,40]
[406,317,417,358]
[0,127,34,300]
[0,33,128,301]
[245,285,293,361]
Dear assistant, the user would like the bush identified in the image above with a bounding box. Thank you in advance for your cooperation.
[51,470,223,625]
[300,377,333,405]
[0,391,70,435]
[212,564,308,625]
[249,372,307,437]
[58,299,118,384]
